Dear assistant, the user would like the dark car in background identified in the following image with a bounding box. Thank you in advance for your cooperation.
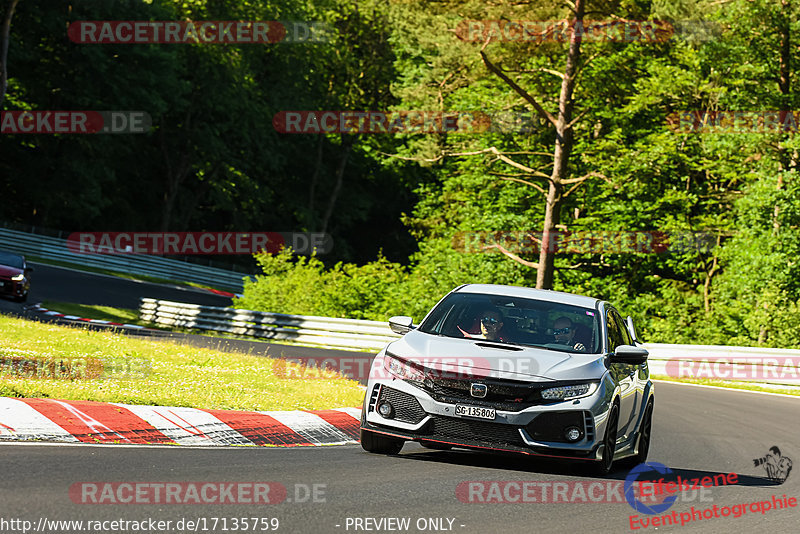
[0,250,32,302]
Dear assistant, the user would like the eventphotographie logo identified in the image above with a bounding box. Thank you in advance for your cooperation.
[753,446,793,484]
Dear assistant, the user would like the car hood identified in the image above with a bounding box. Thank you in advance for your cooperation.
[0,265,23,278]
[386,329,606,382]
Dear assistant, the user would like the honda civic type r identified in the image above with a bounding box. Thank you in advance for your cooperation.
[360,284,654,474]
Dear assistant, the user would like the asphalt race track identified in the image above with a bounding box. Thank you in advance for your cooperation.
[1,264,798,533]
[1,383,798,534]
[20,261,234,309]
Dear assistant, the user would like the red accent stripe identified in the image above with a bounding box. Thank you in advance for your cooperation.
[207,288,235,297]
[203,409,313,446]
[21,399,174,444]
[307,409,360,440]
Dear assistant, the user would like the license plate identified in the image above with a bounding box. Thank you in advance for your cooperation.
[455,405,496,420]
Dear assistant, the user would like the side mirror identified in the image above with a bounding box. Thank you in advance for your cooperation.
[625,316,640,344]
[388,315,415,335]
[25,266,33,273]
[611,344,649,365]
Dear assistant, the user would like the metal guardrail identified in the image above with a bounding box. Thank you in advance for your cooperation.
[645,343,800,387]
[139,299,800,387]
[139,298,401,351]
[0,227,251,292]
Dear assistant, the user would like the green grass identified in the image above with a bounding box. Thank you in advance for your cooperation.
[651,374,800,396]
[0,314,365,410]
[41,300,150,327]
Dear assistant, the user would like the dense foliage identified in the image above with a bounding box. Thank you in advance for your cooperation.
[3,0,800,347]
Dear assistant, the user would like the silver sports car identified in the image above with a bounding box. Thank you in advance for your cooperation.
[360,284,654,475]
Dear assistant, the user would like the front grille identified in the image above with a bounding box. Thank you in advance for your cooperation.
[426,377,549,411]
[525,411,587,443]
[377,386,426,424]
[426,415,523,446]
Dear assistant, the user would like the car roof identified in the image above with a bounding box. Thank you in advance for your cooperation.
[453,283,601,308]
[0,250,24,259]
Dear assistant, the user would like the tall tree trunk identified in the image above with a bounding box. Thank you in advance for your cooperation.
[159,130,192,232]
[0,0,19,107]
[773,0,791,233]
[320,136,353,236]
[307,136,325,230]
[535,0,585,289]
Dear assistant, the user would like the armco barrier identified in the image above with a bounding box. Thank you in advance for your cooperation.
[0,227,251,291]
[646,343,800,387]
[138,298,800,386]
[139,298,401,351]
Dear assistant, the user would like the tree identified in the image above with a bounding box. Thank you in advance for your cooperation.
[0,0,19,106]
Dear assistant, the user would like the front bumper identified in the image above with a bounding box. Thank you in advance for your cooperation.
[361,376,615,460]
[0,278,28,298]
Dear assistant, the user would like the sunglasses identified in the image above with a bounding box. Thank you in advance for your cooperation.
[553,327,571,335]
[481,316,501,325]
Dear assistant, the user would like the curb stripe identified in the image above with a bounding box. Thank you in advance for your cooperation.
[308,409,361,440]
[21,399,172,444]
[0,398,79,442]
[0,397,362,448]
[259,411,356,445]
[203,409,314,447]
[116,404,252,446]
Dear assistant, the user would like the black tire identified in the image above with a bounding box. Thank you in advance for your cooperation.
[592,402,619,476]
[420,440,452,450]
[360,427,404,454]
[622,399,654,468]
[14,293,28,303]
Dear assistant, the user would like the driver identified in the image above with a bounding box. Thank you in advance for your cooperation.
[553,316,586,352]
[459,308,507,342]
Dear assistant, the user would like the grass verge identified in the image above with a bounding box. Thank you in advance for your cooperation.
[651,374,800,396]
[0,314,364,410]
[41,300,150,327]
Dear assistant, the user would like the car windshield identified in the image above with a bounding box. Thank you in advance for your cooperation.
[0,251,24,269]
[418,291,602,354]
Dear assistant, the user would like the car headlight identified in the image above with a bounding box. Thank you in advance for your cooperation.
[11,274,24,281]
[384,353,426,382]
[541,382,598,401]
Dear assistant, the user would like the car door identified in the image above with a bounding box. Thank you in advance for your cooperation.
[606,308,637,440]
